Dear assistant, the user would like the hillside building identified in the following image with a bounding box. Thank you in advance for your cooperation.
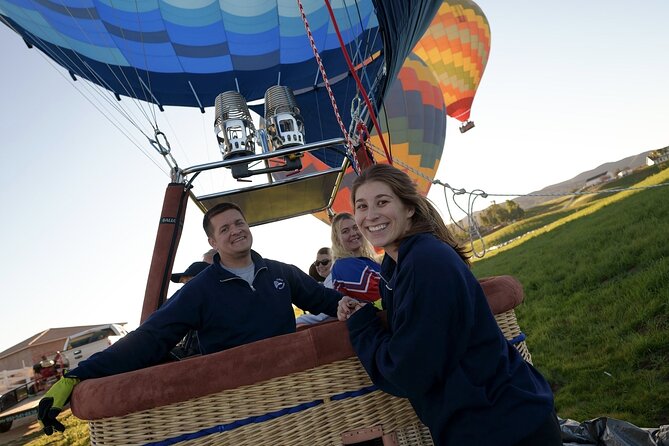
[646,146,669,166]
[584,171,610,188]
[616,168,632,178]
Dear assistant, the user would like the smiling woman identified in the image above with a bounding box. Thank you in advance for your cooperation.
[340,163,562,446]
[329,213,382,305]
[312,247,333,282]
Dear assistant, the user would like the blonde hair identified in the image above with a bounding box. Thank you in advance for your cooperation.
[351,164,470,265]
[330,212,378,262]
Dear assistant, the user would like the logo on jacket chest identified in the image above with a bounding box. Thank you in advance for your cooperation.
[274,278,285,290]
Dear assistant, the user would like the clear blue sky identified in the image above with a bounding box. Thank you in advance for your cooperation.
[1,1,668,355]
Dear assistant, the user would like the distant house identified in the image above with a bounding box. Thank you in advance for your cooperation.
[584,171,610,188]
[617,168,632,178]
[0,324,124,372]
[646,146,669,166]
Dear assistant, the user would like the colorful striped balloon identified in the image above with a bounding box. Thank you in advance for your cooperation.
[304,52,447,223]
[412,0,491,123]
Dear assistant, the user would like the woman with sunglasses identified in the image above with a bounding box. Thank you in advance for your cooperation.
[338,164,561,446]
[308,247,332,282]
[296,248,335,326]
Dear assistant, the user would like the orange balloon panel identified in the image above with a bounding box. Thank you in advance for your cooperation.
[412,0,491,122]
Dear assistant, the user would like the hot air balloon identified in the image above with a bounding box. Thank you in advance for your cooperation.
[0,0,444,310]
[0,0,439,167]
[412,0,491,132]
[297,52,448,224]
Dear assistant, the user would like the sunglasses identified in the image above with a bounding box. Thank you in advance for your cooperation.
[314,259,331,266]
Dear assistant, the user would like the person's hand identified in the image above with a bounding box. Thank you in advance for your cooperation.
[37,377,79,435]
[337,296,365,321]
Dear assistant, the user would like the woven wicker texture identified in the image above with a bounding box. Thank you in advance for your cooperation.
[88,358,430,445]
[495,309,533,364]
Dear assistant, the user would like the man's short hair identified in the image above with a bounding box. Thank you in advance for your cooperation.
[203,202,246,237]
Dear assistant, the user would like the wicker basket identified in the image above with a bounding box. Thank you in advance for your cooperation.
[73,276,530,445]
[88,359,432,446]
[495,309,533,364]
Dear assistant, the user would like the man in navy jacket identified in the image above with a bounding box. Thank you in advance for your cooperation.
[38,202,342,434]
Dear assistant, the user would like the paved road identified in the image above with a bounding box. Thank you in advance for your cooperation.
[0,414,42,445]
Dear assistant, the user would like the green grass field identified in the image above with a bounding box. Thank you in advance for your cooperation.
[473,166,669,427]
[15,166,669,445]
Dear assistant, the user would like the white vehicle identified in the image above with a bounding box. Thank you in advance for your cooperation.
[61,323,128,369]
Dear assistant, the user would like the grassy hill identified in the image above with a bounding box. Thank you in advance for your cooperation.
[512,150,652,210]
[472,165,669,427]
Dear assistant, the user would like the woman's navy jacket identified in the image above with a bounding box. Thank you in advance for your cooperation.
[347,233,554,445]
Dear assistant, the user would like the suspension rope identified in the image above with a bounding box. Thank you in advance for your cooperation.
[322,0,392,165]
[433,180,669,258]
[40,2,180,164]
[1,18,170,177]
[296,0,360,173]
[11,4,190,176]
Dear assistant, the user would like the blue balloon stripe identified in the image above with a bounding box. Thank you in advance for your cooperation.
[98,0,156,14]
[30,2,115,46]
[226,28,281,56]
[172,41,229,59]
[119,44,182,72]
[159,1,221,28]
[33,0,98,19]
[163,20,227,47]
[178,54,233,73]
[219,1,275,21]
[103,21,169,43]
[219,6,277,35]
[41,14,86,42]
[96,2,165,33]
[278,34,317,64]
[275,11,310,39]
[228,52,281,72]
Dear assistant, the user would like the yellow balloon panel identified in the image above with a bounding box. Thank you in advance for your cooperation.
[413,0,491,122]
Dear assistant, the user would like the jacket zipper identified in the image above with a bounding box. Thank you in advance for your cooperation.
[219,266,268,291]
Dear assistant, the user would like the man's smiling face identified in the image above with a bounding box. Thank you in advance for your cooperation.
[207,208,253,264]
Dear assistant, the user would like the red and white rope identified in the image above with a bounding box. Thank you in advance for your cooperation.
[296,0,360,172]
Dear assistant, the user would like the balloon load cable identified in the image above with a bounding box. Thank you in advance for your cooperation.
[322,0,392,165]
[297,0,391,172]
[296,0,360,173]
